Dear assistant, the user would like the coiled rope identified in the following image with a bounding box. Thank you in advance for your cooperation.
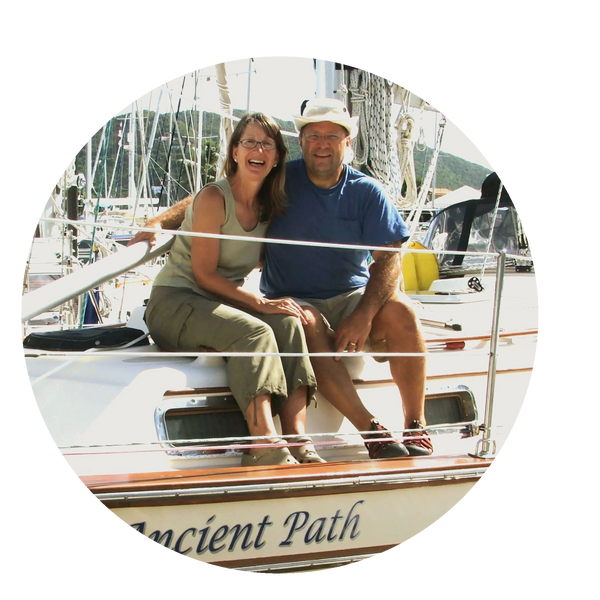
[394,87,418,208]
[349,71,411,209]
[349,69,369,165]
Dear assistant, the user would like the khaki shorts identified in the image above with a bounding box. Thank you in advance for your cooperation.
[295,287,365,332]
[295,287,389,359]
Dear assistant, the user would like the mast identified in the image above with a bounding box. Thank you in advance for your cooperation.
[246,58,252,111]
[86,139,92,206]
[215,63,233,176]
[128,103,136,203]
[315,59,336,99]
[195,70,203,193]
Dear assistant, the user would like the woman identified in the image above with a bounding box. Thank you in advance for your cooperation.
[145,113,323,466]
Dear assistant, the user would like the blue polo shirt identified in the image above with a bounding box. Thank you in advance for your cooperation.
[260,159,408,300]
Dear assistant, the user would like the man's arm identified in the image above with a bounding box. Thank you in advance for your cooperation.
[333,241,403,355]
[127,195,194,246]
[363,241,403,307]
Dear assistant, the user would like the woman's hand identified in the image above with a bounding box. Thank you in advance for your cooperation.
[258,297,309,324]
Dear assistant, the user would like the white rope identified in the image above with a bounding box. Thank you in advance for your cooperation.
[38,216,501,258]
[368,77,403,200]
[349,72,404,205]
[394,87,418,209]
[60,423,471,451]
[27,350,428,359]
[407,116,447,241]
[349,69,369,165]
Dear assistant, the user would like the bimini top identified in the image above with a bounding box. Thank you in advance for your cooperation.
[422,196,523,276]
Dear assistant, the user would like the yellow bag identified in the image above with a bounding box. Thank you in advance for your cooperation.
[401,241,439,292]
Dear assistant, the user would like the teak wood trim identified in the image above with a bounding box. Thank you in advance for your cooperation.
[83,455,491,508]
[162,365,533,398]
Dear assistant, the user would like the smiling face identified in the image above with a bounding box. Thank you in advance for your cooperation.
[299,121,351,188]
[222,113,288,220]
[232,123,279,182]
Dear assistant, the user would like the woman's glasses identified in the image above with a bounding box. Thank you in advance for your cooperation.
[239,139,277,151]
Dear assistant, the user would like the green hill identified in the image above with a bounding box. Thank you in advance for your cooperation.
[413,147,491,191]
[74,109,490,204]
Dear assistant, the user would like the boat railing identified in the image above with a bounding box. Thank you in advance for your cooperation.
[59,423,480,460]
[24,216,533,460]
[24,216,517,323]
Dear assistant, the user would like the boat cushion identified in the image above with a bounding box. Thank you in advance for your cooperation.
[23,326,150,351]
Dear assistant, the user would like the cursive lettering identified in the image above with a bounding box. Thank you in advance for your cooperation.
[130,499,364,556]
[279,501,364,547]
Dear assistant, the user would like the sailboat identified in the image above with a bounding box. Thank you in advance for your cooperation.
[20,58,537,572]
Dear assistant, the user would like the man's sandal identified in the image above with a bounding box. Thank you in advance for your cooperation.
[364,419,410,459]
[403,420,434,456]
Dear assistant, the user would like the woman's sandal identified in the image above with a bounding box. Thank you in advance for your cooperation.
[241,442,299,466]
[288,437,326,464]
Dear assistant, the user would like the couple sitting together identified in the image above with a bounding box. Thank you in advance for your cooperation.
[134,98,432,466]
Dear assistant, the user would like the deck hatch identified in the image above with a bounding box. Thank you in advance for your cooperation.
[155,393,249,456]
[424,385,477,425]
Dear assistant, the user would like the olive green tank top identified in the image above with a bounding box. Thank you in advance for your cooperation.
[152,178,268,299]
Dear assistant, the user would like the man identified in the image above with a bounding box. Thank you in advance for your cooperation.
[133,98,432,458]
[261,99,431,458]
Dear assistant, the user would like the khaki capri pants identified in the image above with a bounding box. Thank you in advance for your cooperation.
[145,286,317,416]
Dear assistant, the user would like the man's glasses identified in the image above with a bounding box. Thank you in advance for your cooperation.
[239,139,277,151]
[302,133,346,143]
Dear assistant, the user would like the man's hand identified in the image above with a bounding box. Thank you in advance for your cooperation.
[332,242,402,360]
[334,309,372,360]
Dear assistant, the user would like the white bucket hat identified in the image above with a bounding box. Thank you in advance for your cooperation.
[293,98,359,139]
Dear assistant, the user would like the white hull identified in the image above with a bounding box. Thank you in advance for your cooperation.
[23,318,537,572]
[23,268,536,571]
[101,462,482,571]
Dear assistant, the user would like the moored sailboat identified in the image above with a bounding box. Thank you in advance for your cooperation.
[20,58,537,572]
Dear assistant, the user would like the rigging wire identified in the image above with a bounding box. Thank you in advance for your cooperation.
[77,118,113,328]
[157,76,186,207]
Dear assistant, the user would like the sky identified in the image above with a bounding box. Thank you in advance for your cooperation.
[121,56,492,169]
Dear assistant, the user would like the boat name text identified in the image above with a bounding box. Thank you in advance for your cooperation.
[131,500,364,556]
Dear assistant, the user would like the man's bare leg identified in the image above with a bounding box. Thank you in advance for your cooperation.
[302,308,409,459]
[370,293,427,426]
[302,307,375,431]
[370,294,432,454]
